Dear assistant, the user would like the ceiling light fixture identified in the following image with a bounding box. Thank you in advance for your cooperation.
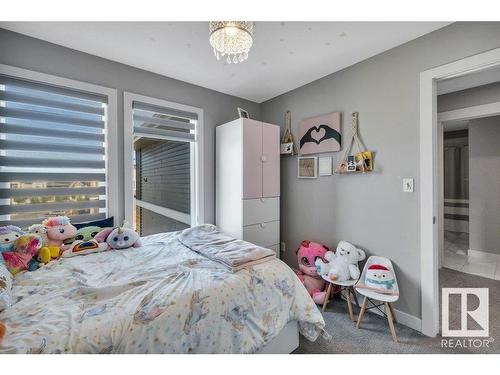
[209,21,254,64]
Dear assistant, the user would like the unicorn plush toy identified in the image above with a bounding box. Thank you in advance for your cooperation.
[95,226,141,249]
[42,216,77,251]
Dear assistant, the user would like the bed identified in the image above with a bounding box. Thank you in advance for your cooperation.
[0,227,325,354]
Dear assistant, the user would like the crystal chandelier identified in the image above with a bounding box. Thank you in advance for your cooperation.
[209,21,254,64]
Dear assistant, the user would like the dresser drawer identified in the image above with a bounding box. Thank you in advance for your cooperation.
[243,197,279,226]
[243,220,279,248]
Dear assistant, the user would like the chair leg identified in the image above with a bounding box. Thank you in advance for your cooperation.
[322,283,332,312]
[388,302,397,323]
[350,287,360,307]
[356,296,368,329]
[385,302,398,342]
[345,287,355,322]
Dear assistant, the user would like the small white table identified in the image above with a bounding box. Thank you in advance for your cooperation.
[321,275,360,322]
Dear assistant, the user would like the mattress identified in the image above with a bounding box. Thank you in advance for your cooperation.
[0,230,325,353]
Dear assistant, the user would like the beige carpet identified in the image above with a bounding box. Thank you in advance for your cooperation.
[294,268,499,354]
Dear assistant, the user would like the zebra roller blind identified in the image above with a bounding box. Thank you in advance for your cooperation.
[0,74,108,228]
[132,101,196,142]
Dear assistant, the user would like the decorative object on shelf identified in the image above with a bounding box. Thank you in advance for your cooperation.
[299,112,341,155]
[318,156,333,176]
[335,112,374,174]
[297,156,317,179]
[209,21,254,64]
[280,110,298,155]
[355,151,373,171]
[237,107,249,119]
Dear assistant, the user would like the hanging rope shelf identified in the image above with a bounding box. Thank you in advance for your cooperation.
[280,110,298,156]
[334,112,374,174]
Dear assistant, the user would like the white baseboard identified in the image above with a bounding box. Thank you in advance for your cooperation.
[468,249,500,262]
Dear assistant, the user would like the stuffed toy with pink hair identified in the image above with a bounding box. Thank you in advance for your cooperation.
[295,240,329,304]
[42,216,77,251]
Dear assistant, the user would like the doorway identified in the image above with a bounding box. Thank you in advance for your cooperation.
[438,109,500,281]
[419,47,500,337]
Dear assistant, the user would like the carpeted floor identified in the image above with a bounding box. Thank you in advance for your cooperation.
[294,268,499,354]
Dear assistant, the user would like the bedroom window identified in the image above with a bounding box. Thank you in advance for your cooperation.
[124,93,204,236]
[0,65,118,228]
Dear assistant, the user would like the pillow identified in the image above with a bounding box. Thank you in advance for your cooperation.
[64,217,115,245]
[73,217,114,230]
[0,262,13,312]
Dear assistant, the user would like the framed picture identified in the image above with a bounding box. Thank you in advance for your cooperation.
[299,112,341,155]
[237,107,249,119]
[297,156,317,179]
[318,156,332,176]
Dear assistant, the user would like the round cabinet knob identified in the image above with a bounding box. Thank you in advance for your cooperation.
[260,223,265,228]
[261,155,267,162]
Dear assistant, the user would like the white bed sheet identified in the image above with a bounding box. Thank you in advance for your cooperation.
[0,231,325,353]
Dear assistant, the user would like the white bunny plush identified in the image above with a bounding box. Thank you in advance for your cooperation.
[315,240,366,282]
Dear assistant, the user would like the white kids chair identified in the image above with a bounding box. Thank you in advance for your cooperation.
[355,256,399,342]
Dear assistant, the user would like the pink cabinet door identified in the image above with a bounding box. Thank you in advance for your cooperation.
[262,122,280,197]
[243,119,263,199]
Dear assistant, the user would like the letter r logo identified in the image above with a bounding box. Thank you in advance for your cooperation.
[442,288,489,337]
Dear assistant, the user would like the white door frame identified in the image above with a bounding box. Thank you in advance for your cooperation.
[420,47,500,337]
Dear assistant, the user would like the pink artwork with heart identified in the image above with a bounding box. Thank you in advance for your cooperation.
[298,112,341,155]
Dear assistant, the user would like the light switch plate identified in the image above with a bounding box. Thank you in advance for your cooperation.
[403,178,414,193]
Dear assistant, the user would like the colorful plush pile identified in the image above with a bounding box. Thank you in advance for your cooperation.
[0,217,143,280]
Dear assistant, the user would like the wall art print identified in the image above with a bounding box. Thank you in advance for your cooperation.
[298,112,341,155]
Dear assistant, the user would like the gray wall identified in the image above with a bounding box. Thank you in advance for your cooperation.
[469,116,500,255]
[260,22,500,318]
[0,28,261,225]
[438,81,500,112]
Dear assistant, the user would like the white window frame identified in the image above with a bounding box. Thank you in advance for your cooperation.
[123,92,204,228]
[0,64,120,223]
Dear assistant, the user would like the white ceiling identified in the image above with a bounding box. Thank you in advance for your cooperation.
[1,22,449,103]
[443,119,469,131]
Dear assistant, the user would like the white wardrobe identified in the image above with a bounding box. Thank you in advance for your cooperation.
[216,118,280,257]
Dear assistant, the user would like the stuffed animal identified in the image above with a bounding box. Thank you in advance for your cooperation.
[95,226,141,249]
[37,246,61,264]
[42,216,77,251]
[27,224,49,245]
[64,226,103,246]
[0,322,5,344]
[365,264,396,291]
[28,224,60,264]
[62,239,109,258]
[0,226,24,263]
[315,240,366,282]
[2,234,43,275]
[295,240,329,304]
